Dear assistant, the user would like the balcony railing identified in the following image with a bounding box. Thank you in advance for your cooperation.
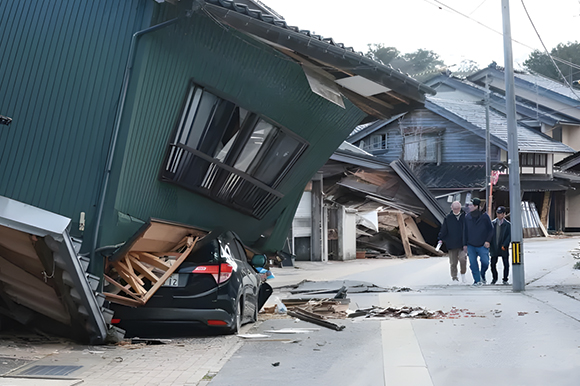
[161,144,283,219]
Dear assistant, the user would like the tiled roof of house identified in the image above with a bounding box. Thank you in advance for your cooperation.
[204,0,436,105]
[426,97,575,154]
[516,72,580,101]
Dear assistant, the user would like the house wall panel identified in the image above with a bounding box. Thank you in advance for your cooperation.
[362,110,501,164]
[0,0,148,238]
[107,11,366,248]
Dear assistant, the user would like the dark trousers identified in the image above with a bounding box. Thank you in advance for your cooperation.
[491,252,509,282]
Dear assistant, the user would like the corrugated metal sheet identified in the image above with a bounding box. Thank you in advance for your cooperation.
[0,0,148,238]
[107,12,365,248]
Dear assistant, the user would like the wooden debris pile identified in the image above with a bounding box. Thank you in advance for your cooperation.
[340,169,444,259]
[103,220,208,307]
[282,298,350,318]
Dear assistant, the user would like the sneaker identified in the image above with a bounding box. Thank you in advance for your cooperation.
[452,278,459,282]
[481,278,487,285]
[460,274,467,283]
[472,282,483,287]
[502,280,509,285]
[490,279,497,285]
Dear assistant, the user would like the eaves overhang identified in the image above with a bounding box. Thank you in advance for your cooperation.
[330,149,392,170]
[203,1,436,107]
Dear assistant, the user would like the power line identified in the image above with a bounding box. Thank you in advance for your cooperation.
[424,0,577,70]
[520,0,580,99]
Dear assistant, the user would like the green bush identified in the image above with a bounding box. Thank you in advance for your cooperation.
[574,261,580,270]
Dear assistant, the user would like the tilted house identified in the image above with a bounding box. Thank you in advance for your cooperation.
[0,0,433,341]
[347,73,575,232]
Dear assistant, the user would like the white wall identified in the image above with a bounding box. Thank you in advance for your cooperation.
[565,190,580,228]
[337,206,357,261]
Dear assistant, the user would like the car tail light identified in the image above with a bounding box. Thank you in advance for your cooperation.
[111,318,121,324]
[207,320,228,326]
[192,263,233,283]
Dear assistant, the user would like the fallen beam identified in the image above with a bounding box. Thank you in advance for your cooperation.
[287,309,345,331]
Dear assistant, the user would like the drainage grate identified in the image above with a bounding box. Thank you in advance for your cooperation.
[18,365,82,376]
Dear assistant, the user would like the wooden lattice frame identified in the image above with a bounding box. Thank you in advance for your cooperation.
[104,235,198,307]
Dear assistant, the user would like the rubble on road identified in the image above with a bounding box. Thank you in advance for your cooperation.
[349,305,484,320]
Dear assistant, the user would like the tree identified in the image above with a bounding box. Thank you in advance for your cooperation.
[523,41,580,85]
[365,44,400,65]
[365,45,446,81]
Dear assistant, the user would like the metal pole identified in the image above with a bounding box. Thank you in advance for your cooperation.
[501,0,525,291]
[485,75,491,216]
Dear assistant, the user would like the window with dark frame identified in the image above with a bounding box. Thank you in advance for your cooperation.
[161,83,308,218]
[519,153,547,167]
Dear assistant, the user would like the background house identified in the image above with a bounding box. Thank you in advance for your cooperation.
[347,73,576,232]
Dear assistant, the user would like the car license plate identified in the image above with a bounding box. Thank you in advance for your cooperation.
[163,273,179,287]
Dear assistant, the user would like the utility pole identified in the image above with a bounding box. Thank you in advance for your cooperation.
[501,0,525,291]
[485,75,491,216]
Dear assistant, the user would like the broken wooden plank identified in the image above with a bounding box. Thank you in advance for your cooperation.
[540,192,550,229]
[287,309,345,331]
[404,216,425,243]
[408,235,444,256]
[127,254,160,284]
[140,236,198,304]
[103,275,145,303]
[111,261,147,296]
[136,252,172,270]
[104,292,144,307]
[396,212,413,258]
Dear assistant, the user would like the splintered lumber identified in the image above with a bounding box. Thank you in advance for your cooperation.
[104,236,199,306]
[408,236,444,256]
[396,212,413,258]
[404,216,425,243]
[540,192,550,229]
[288,309,346,331]
[141,237,197,303]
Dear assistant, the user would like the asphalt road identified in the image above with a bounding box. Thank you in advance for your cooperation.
[208,237,580,386]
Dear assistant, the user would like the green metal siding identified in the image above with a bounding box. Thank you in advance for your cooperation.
[105,11,365,250]
[0,0,149,238]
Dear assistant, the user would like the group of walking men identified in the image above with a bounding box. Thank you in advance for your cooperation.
[438,198,511,286]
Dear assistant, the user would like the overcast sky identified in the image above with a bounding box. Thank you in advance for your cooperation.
[262,0,580,71]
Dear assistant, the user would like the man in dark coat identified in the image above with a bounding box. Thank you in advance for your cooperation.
[490,206,511,285]
[438,201,467,283]
[463,198,494,286]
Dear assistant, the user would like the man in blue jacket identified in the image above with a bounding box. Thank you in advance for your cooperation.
[438,201,467,283]
[490,206,511,285]
[463,198,494,286]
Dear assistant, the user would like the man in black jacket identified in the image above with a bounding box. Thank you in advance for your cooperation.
[490,206,511,285]
[438,201,467,283]
[463,198,494,286]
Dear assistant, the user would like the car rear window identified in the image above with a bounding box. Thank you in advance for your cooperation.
[186,238,220,264]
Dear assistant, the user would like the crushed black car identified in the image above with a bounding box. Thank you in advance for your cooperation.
[108,227,272,337]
